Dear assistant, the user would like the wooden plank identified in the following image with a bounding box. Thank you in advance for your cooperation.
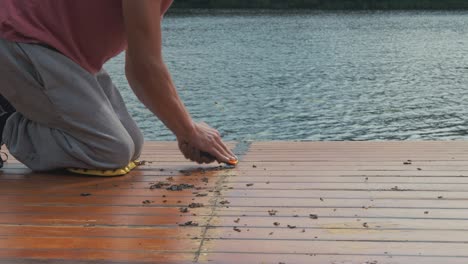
[0,195,211,206]
[199,254,468,264]
[205,227,468,242]
[0,249,195,263]
[232,170,468,176]
[0,214,208,226]
[0,205,210,216]
[0,236,200,252]
[0,225,203,239]
[0,187,461,199]
[207,197,468,209]
[202,240,468,256]
[4,205,468,220]
[217,189,468,199]
[234,164,468,170]
[215,207,468,219]
[6,168,468,178]
[227,182,468,191]
[226,176,468,183]
[201,216,468,230]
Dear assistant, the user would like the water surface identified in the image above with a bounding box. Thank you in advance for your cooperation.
[105,10,468,141]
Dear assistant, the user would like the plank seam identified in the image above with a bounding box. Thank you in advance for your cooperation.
[193,141,252,262]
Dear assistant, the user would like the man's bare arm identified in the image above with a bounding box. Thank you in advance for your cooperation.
[122,0,236,164]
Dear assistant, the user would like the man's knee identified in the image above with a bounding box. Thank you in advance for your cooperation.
[95,132,136,169]
[131,129,144,160]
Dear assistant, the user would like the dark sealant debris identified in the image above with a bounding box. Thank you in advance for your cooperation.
[234,218,240,223]
[179,170,192,176]
[179,207,189,213]
[180,166,234,176]
[274,222,281,226]
[179,221,198,227]
[424,211,429,214]
[219,200,230,205]
[196,193,208,197]
[246,183,254,187]
[135,160,147,166]
[319,198,324,202]
[388,186,412,191]
[80,193,92,197]
[363,222,369,228]
[252,165,257,168]
[268,210,278,216]
[233,227,241,232]
[287,225,296,229]
[438,196,443,199]
[150,182,171,190]
[142,200,153,204]
[167,184,194,191]
[188,203,204,208]
[403,160,412,165]
[309,214,318,219]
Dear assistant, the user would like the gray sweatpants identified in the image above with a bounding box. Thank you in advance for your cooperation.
[0,38,144,171]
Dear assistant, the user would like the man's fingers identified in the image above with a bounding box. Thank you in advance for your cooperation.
[208,146,231,164]
[213,136,237,163]
[214,136,237,161]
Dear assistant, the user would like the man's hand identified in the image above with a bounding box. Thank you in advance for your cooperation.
[177,122,237,164]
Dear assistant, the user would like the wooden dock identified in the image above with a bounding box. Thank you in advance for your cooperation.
[2,141,468,263]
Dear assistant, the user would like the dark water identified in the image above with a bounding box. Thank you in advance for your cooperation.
[105,10,468,141]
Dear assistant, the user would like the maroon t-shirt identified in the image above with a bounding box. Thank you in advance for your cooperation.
[0,0,173,74]
[0,0,173,73]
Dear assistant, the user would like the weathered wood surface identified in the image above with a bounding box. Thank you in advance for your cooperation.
[2,141,468,263]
